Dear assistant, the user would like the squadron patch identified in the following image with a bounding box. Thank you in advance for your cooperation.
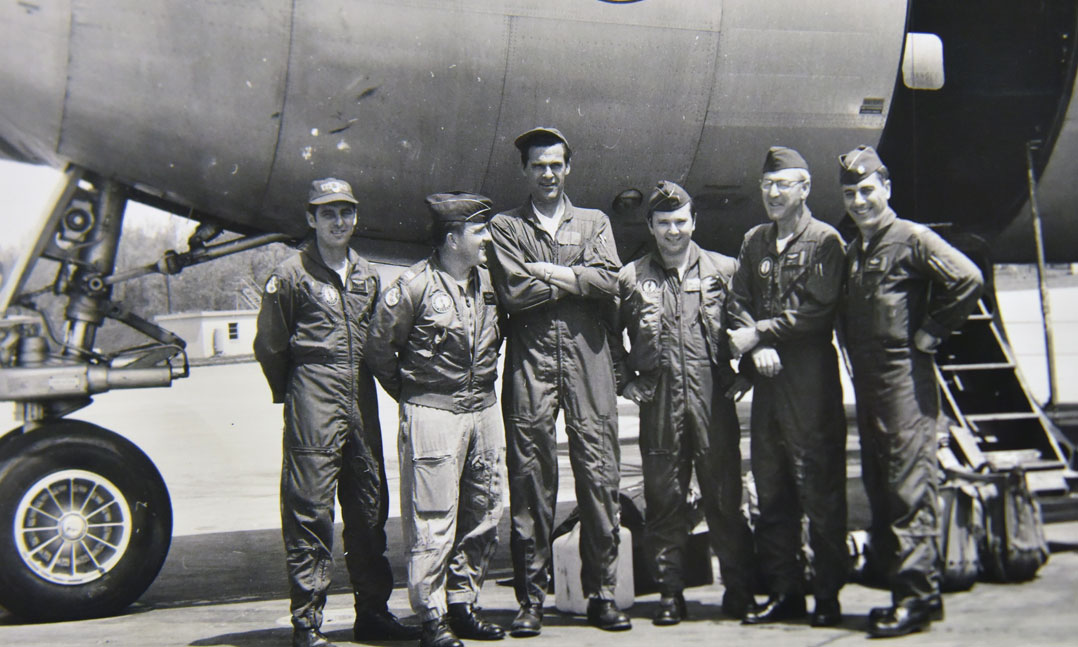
[321,284,339,305]
[641,279,660,298]
[264,275,280,294]
[431,291,453,313]
[758,257,773,277]
[384,286,401,307]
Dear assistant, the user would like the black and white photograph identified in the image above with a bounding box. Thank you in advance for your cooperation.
[1,1,1077,645]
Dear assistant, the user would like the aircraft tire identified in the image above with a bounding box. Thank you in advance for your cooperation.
[0,420,172,621]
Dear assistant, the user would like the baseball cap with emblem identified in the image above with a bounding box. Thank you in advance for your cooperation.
[646,180,693,215]
[838,145,886,185]
[762,146,809,173]
[513,126,572,157]
[308,177,358,205]
[425,192,494,224]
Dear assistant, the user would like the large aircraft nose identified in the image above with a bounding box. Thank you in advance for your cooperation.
[0,1,69,164]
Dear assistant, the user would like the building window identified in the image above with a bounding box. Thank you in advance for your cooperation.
[228,322,239,340]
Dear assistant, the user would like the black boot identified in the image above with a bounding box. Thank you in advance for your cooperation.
[421,617,463,647]
[870,594,944,623]
[809,597,842,627]
[868,599,935,638]
[652,592,686,626]
[741,593,806,624]
[292,627,338,647]
[509,604,543,638]
[721,591,760,620]
[447,602,505,640]
[354,607,422,641]
[586,598,632,631]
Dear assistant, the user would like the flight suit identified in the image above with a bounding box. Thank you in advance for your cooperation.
[254,244,391,631]
[616,242,755,601]
[488,197,623,605]
[841,211,983,606]
[728,213,849,601]
[365,256,506,622]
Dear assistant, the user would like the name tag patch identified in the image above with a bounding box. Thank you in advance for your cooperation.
[557,231,582,246]
[683,278,701,292]
[865,255,889,272]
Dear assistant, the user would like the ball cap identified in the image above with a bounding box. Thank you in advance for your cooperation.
[308,177,357,205]
[647,180,692,214]
[839,145,886,184]
[425,192,494,224]
[513,126,571,155]
[762,146,809,173]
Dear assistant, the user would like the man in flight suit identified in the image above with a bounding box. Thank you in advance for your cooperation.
[615,181,758,625]
[838,146,983,638]
[728,147,849,627]
[254,178,419,647]
[366,192,507,647]
[487,127,630,635]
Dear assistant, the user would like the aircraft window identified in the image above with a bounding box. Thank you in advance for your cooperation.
[228,322,239,340]
[902,32,945,91]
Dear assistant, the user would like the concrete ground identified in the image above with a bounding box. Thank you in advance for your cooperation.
[0,359,1077,646]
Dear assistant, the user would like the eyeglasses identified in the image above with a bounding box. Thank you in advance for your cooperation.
[759,179,805,192]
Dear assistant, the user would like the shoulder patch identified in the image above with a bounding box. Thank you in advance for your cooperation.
[384,286,401,307]
[264,275,280,294]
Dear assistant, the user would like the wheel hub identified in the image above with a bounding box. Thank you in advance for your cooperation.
[14,469,133,585]
[59,513,89,541]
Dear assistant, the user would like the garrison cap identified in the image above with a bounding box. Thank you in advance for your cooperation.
[762,146,809,173]
[308,177,357,205]
[425,192,494,224]
[647,180,692,214]
[514,126,571,156]
[839,145,886,184]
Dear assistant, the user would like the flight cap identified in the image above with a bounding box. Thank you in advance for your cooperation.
[514,126,572,157]
[308,177,357,205]
[838,145,886,185]
[425,192,494,224]
[647,180,693,215]
[762,146,809,173]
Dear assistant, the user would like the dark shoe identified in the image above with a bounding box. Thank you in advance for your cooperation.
[652,593,687,626]
[292,628,338,647]
[869,595,943,623]
[721,592,760,620]
[354,607,422,641]
[448,602,505,640]
[586,598,632,631]
[868,599,933,638]
[810,597,842,627]
[421,617,464,647]
[741,593,807,624]
[509,604,543,638]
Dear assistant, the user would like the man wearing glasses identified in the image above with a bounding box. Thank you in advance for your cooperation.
[727,148,849,628]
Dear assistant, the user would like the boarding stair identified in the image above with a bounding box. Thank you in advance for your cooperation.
[935,297,1078,522]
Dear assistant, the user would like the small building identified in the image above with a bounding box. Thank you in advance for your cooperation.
[154,310,257,360]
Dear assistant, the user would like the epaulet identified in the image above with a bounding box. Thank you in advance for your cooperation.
[398,259,428,284]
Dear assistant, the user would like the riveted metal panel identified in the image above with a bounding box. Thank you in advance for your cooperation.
[0,0,70,164]
[684,0,908,255]
[58,0,290,220]
[261,2,510,240]
[482,12,719,220]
